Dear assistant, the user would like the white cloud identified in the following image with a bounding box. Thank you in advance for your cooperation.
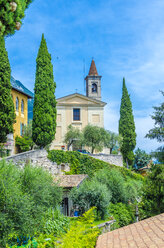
[104,101,119,133]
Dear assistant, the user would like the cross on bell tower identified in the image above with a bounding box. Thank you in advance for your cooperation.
[85,59,102,101]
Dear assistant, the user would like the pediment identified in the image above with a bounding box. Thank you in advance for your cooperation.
[57,93,106,107]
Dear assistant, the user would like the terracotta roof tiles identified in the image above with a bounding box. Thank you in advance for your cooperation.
[54,174,88,188]
[88,59,99,76]
[96,213,164,248]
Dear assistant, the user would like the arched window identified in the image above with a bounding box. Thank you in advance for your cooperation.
[92,83,97,93]
[21,100,24,113]
[16,97,19,111]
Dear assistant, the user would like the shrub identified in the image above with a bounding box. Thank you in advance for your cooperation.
[43,208,70,236]
[125,179,143,202]
[0,161,34,247]
[0,161,62,247]
[139,164,164,218]
[109,203,135,228]
[22,208,99,248]
[15,136,34,153]
[70,179,111,219]
[56,207,100,248]
[21,165,62,212]
[94,169,128,204]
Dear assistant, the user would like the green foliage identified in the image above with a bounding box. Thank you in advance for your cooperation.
[23,120,33,138]
[70,167,142,221]
[94,169,128,204]
[32,34,56,148]
[0,161,33,247]
[108,203,135,228]
[0,36,15,143]
[78,207,97,224]
[48,150,109,177]
[65,125,122,154]
[119,78,136,166]
[32,233,57,248]
[21,165,62,213]
[0,160,62,247]
[83,125,107,153]
[104,131,122,154]
[146,91,164,163]
[64,125,82,150]
[0,0,33,36]
[0,144,10,157]
[118,166,144,181]
[146,91,164,142]
[43,208,69,236]
[125,178,142,202]
[15,121,35,153]
[94,168,142,204]
[23,208,99,248]
[15,136,33,152]
[134,148,151,169]
[140,164,164,218]
[70,180,111,219]
[152,146,164,164]
[57,207,100,248]
[48,150,144,181]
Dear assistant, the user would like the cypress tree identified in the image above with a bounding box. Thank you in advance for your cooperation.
[32,34,56,148]
[0,36,16,143]
[0,0,33,37]
[119,78,136,166]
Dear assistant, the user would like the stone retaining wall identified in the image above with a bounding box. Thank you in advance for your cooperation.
[1,149,70,175]
[90,154,123,167]
[1,150,123,175]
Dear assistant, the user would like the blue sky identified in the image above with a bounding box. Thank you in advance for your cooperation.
[6,0,164,152]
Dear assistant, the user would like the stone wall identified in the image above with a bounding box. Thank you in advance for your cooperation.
[1,150,123,176]
[1,149,70,175]
[90,154,123,167]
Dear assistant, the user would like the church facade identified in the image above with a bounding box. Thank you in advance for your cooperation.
[50,59,107,151]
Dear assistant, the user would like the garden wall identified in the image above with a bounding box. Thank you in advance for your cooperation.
[1,149,70,175]
[90,154,123,167]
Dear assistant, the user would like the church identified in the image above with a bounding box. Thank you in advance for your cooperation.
[50,59,107,151]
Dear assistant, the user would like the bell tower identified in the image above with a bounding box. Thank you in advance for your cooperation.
[85,59,102,101]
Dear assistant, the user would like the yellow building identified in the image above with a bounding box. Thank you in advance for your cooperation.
[10,77,33,153]
[50,59,107,151]
[12,88,29,138]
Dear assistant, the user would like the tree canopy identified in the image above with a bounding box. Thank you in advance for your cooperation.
[70,179,111,219]
[146,91,164,142]
[64,125,81,150]
[104,131,122,154]
[146,91,164,163]
[140,164,164,218]
[0,36,15,143]
[32,34,56,148]
[119,78,136,166]
[83,125,107,153]
[0,0,33,37]
[134,148,152,170]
